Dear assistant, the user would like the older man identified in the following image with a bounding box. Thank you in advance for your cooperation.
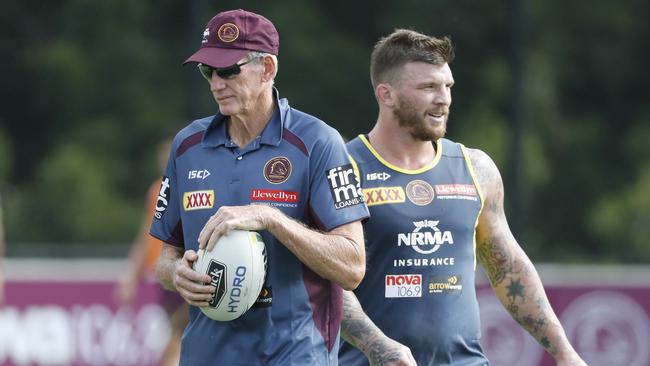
[152,9,369,366]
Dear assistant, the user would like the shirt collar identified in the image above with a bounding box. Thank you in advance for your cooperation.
[202,87,287,148]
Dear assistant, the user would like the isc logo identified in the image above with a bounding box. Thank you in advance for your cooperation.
[188,169,211,180]
[326,164,364,210]
[385,274,422,298]
[366,172,391,181]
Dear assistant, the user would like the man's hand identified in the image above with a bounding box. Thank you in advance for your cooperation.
[342,291,416,365]
[556,355,588,366]
[367,337,416,366]
[198,205,272,251]
[172,250,215,307]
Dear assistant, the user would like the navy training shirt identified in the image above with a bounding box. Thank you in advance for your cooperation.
[150,90,369,366]
[339,135,489,366]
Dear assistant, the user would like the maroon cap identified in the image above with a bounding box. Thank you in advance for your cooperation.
[184,9,279,68]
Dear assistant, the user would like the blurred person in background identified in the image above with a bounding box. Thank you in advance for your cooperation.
[338,29,587,366]
[115,138,188,366]
[152,8,368,366]
[0,192,5,304]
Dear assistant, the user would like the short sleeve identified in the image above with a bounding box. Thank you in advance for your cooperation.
[307,128,369,231]
[149,139,184,247]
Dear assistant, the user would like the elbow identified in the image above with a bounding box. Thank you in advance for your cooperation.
[341,236,366,290]
[340,261,366,291]
[332,225,367,290]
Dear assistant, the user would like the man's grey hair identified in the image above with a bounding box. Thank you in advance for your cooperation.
[248,51,278,84]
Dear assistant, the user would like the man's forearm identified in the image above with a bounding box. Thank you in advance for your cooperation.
[342,291,403,363]
[196,204,366,290]
[266,207,365,290]
[479,243,577,359]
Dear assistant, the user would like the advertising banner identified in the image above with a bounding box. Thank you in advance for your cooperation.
[1,261,649,366]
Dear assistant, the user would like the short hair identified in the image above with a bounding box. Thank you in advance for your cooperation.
[248,51,278,84]
[370,29,455,88]
[248,51,276,65]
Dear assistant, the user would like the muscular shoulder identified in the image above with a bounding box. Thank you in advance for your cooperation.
[466,147,503,202]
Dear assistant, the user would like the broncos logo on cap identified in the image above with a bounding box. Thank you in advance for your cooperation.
[218,23,239,42]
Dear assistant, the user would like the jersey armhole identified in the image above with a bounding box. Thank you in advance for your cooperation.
[348,154,361,184]
[459,143,484,271]
[459,144,485,208]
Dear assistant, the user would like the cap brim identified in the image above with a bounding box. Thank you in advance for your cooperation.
[183,47,250,68]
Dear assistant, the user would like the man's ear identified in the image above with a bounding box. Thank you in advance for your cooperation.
[261,55,277,82]
[376,83,396,108]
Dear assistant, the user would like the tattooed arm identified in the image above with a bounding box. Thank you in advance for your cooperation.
[469,148,587,366]
[341,290,416,366]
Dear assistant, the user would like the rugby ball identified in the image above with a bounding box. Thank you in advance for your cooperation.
[193,230,267,321]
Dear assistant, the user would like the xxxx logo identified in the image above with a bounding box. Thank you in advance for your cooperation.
[183,190,214,211]
[363,187,406,206]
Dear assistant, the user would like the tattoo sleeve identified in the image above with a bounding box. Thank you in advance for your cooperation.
[341,291,407,365]
[470,148,579,362]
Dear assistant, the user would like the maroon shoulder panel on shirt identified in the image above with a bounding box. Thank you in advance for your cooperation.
[176,131,205,158]
[282,128,308,157]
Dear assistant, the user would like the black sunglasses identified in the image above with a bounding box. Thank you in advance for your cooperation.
[198,56,261,81]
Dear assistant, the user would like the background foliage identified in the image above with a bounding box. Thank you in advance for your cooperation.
[1,0,648,261]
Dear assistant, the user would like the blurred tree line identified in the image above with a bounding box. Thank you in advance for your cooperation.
[0,0,648,262]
